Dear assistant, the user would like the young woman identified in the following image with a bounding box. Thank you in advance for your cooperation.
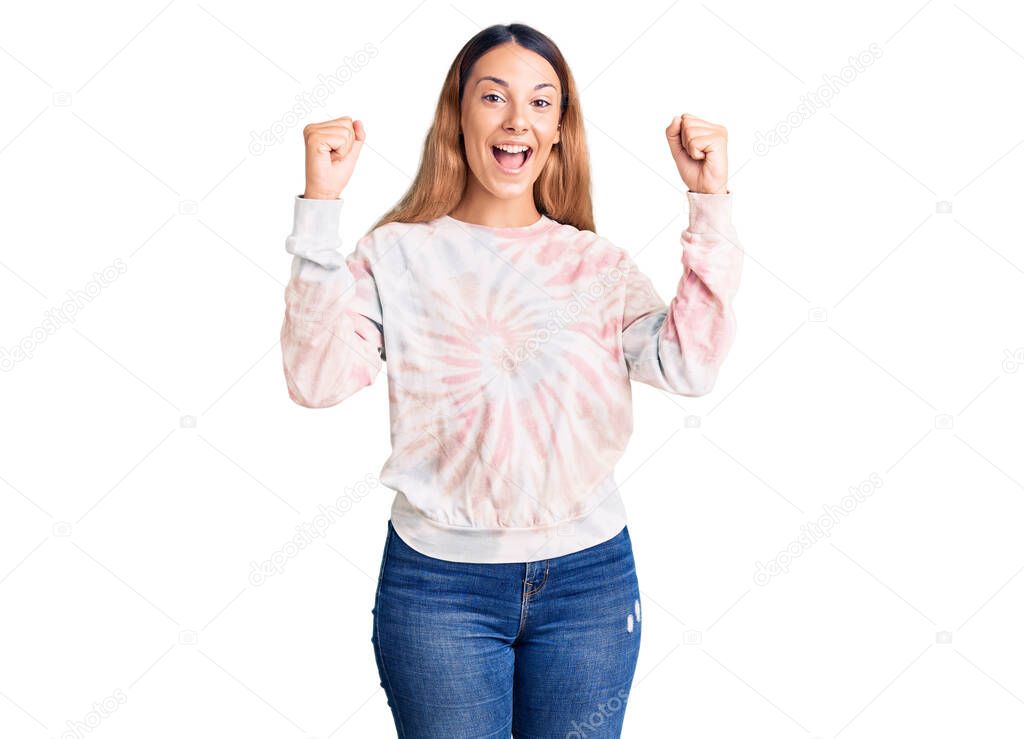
[281,23,743,739]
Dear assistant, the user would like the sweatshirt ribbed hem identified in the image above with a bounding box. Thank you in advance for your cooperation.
[388,474,628,564]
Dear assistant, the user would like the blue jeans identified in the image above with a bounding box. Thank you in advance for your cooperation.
[371,519,642,738]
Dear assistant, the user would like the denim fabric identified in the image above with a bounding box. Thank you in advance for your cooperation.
[371,519,642,738]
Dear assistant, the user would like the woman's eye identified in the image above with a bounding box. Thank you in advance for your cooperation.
[481,94,550,107]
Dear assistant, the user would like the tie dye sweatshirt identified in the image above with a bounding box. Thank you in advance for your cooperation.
[280,190,743,564]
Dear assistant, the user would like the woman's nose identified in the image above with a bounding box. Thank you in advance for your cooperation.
[503,106,529,133]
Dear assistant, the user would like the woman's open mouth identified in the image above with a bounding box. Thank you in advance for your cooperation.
[491,144,533,175]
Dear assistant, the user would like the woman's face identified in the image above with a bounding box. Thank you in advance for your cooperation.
[460,43,561,201]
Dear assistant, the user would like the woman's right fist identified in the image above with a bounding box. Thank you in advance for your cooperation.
[302,117,365,199]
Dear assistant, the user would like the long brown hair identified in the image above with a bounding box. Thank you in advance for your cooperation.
[368,24,594,234]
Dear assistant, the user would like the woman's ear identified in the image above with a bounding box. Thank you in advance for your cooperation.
[554,124,561,146]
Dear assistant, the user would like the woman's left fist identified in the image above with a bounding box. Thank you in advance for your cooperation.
[666,114,729,195]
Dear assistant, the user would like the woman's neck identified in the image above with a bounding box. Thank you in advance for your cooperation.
[448,182,541,228]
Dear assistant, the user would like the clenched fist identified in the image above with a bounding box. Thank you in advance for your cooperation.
[666,114,729,195]
[302,117,366,200]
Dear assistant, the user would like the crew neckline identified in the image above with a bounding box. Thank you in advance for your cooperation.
[440,213,555,235]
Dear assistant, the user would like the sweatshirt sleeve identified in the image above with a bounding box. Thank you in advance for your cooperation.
[280,195,385,408]
[619,190,744,396]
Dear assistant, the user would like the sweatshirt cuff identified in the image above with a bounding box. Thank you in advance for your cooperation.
[686,190,733,234]
[285,195,347,270]
[291,194,344,237]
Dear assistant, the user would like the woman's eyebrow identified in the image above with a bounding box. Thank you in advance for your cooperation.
[475,75,556,91]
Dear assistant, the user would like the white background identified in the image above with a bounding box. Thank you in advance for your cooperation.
[2,1,1023,737]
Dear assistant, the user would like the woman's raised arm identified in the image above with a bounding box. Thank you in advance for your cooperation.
[620,190,743,396]
[280,196,385,408]
[280,116,384,408]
